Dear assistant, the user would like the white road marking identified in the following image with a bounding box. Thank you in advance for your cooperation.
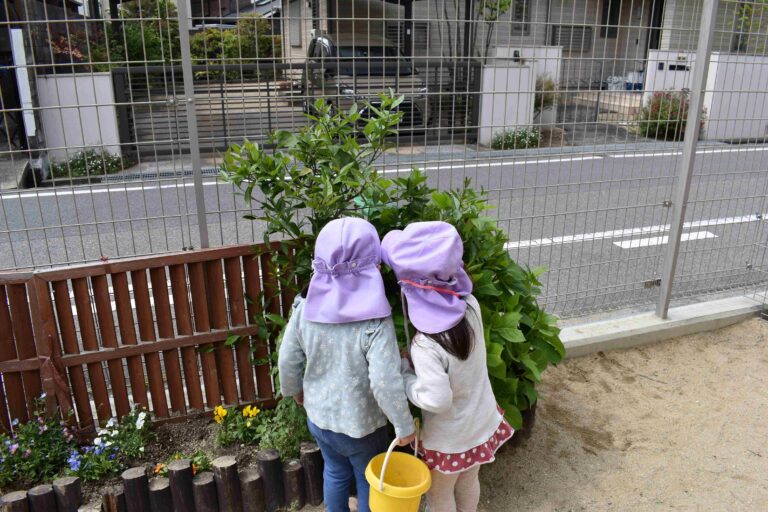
[0,155,607,200]
[610,146,768,159]
[505,213,762,250]
[613,230,717,249]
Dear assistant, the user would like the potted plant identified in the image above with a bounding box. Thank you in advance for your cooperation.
[534,74,559,125]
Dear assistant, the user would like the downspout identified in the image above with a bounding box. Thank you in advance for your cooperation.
[545,0,552,45]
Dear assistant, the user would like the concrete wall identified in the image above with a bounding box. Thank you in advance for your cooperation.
[702,54,768,140]
[643,49,695,103]
[478,62,535,146]
[36,73,121,160]
[492,45,563,84]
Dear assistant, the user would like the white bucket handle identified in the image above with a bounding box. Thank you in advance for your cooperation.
[378,422,420,492]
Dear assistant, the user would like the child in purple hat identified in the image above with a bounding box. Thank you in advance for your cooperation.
[278,217,415,512]
[382,221,514,512]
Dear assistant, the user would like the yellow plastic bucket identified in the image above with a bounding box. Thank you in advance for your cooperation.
[365,437,431,512]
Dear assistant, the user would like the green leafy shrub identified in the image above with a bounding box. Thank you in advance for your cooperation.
[66,408,153,482]
[638,91,690,141]
[0,397,75,489]
[491,128,540,150]
[49,150,130,179]
[220,93,563,429]
[190,15,282,80]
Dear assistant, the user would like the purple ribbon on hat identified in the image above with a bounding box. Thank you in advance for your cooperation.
[312,256,377,276]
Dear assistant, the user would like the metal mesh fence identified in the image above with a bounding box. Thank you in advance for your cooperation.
[1,0,767,317]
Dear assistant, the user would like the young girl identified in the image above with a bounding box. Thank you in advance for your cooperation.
[278,217,415,512]
[382,221,513,512]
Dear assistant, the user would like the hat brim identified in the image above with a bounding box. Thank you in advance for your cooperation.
[380,230,403,269]
[403,287,468,334]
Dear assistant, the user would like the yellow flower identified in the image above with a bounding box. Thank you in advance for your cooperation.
[242,406,252,418]
[246,420,252,428]
[249,406,260,418]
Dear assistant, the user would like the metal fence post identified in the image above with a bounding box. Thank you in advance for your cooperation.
[655,0,719,319]
[176,0,210,249]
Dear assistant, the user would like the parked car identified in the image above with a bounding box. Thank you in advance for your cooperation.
[302,32,429,129]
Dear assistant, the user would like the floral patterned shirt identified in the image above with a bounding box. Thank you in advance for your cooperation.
[278,297,415,439]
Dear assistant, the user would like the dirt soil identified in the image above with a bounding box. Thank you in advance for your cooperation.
[478,318,768,511]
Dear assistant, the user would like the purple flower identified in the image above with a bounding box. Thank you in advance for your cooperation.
[67,451,81,472]
[22,448,31,459]
[9,444,18,455]
[108,453,117,460]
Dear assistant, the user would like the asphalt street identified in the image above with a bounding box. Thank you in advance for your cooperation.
[2,145,767,316]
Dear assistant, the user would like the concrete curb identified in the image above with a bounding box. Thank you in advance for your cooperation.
[561,294,764,358]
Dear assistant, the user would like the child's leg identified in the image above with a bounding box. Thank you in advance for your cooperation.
[454,466,481,512]
[308,421,354,512]
[426,470,460,512]
[346,427,388,512]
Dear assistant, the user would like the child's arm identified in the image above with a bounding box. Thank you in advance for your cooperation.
[365,318,416,440]
[277,306,305,398]
[401,341,452,414]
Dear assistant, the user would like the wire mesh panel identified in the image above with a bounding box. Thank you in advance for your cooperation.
[1,0,767,317]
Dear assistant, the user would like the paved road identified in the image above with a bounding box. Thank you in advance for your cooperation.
[2,145,767,316]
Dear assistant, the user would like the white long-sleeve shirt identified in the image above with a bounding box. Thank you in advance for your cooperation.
[401,295,502,453]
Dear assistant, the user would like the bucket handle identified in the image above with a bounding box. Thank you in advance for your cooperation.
[378,420,420,492]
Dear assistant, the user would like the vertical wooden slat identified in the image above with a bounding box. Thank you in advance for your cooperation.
[52,281,93,429]
[71,278,112,422]
[259,251,282,400]
[7,284,42,418]
[188,262,221,407]
[111,272,149,410]
[27,277,72,416]
[0,285,26,427]
[149,267,186,415]
[280,245,298,315]
[205,260,238,405]
[244,255,272,401]
[224,257,256,402]
[91,275,131,417]
[169,265,204,411]
[130,270,170,418]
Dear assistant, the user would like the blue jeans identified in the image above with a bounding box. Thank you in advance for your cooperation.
[308,419,389,512]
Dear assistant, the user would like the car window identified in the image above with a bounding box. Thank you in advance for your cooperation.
[319,43,331,58]
[336,46,401,58]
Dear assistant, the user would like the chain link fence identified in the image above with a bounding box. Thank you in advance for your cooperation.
[1,0,767,317]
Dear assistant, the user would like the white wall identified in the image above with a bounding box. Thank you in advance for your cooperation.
[702,54,768,140]
[478,62,535,146]
[643,50,695,103]
[36,73,121,160]
[492,45,563,84]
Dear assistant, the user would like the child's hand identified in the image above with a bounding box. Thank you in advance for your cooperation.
[294,391,304,406]
[395,432,417,447]
[400,348,411,361]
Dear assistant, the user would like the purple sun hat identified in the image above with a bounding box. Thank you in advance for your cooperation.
[381,221,473,334]
[304,217,391,324]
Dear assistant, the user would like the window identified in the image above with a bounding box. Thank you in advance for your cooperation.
[600,0,620,38]
[385,22,430,56]
[511,0,531,35]
[551,25,593,52]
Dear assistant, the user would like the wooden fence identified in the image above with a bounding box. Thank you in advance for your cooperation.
[0,243,294,433]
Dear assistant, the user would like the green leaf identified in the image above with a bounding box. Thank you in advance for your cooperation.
[224,334,241,347]
[497,327,526,343]
[265,314,287,327]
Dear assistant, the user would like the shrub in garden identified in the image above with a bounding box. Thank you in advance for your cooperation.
[49,150,131,179]
[491,128,540,150]
[638,91,690,141]
[220,94,563,428]
[0,397,76,489]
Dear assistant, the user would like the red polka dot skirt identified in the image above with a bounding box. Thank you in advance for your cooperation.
[416,415,514,474]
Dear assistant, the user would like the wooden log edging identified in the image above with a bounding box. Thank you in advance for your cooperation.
[0,442,324,512]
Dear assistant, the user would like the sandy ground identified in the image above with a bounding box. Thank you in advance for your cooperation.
[478,318,768,511]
